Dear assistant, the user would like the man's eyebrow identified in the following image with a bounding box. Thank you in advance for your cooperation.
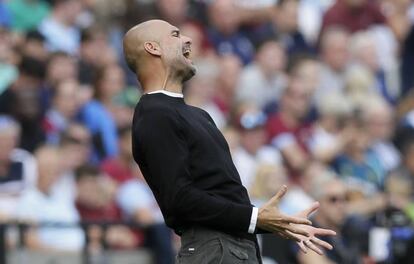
[171,29,180,35]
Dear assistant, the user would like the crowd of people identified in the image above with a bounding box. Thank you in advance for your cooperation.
[0,0,414,263]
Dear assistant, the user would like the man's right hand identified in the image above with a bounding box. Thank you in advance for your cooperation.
[257,185,312,241]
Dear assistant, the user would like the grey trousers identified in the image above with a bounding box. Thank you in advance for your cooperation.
[176,226,260,264]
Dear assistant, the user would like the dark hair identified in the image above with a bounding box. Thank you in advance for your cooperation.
[26,30,45,42]
[75,165,100,182]
[18,55,46,79]
[277,0,298,7]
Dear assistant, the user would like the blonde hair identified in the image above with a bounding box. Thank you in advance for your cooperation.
[250,164,287,200]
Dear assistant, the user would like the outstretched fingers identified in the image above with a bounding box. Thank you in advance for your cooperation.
[266,185,288,207]
[281,214,312,225]
[304,240,324,255]
[314,227,337,236]
[311,237,333,250]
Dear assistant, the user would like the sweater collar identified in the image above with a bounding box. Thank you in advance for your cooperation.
[146,90,184,98]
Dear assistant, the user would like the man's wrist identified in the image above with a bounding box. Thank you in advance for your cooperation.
[248,207,258,234]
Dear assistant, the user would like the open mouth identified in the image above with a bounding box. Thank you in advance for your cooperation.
[183,48,191,60]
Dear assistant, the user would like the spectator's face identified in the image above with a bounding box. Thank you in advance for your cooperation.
[322,32,350,71]
[47,55,77,85]
[282,80,311,120]
[23,39,48,61]
[355,39,378,71]
[97,65,125,100]
[63,0,83,25]
[241,127,267,154]
[293,60,321,93]
[256,42,286,75]
[366,107,393,141]
[274,0,299,33]
[62,126,91,170]
[218,55,242,93]
[209,0,239,35]
[53,79,79,118]
[157,0,188,25]
[76,175,105,207]
[37,150,63,192]
[0,129,18,163]
[319,180,348,227]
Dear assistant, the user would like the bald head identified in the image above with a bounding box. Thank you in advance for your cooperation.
[123,19,195,88]
[123,19,170,72]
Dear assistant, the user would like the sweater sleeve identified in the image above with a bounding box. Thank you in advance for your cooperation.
[133,110,253,233]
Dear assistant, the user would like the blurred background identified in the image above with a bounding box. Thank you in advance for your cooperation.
[0,0,414,263]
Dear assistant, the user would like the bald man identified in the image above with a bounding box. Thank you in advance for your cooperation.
[124,20,335,264]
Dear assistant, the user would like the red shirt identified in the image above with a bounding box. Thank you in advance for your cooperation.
[322,0,386,34]
[266,112,312,153]
[101,158,134,184]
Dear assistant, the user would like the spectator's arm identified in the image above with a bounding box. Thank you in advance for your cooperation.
[272,133,308,172]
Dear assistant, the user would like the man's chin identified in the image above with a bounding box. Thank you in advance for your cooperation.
[182,64,197,82]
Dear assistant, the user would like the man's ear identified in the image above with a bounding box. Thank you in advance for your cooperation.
[143,41,162,56]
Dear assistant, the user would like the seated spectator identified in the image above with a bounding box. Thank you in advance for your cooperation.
[315,26,350,102]
[332,118,386,194]
[117,178,175,264]
[321,0,386,35]
[231,103,282,190]
[296,173,368,263]
[349,31,400,104]
[185,59,226,129]
[212,54,242,118]
[75,165,139,250]
[6,0,50,32]
[22,30,48,61]
[38,0,82,55]
[43,79,80,145]
[0,115,36,221]
[206,0,255,64]
[17,146,84,252]
[266,79,313,181]
[80,64,125,162]
[362,97,400,174]
[236,39,288,109]
[271,0,313,57]
[308,91,354,163]
[52,123,92,203]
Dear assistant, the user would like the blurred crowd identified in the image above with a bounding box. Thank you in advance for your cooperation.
[0,0,414,263]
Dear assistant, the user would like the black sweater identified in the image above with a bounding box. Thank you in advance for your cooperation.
[132,93,254,236]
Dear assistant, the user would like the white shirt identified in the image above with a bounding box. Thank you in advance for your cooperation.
[144,90,259,233]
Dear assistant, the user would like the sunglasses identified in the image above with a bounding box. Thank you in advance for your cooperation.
[325,194,348,204]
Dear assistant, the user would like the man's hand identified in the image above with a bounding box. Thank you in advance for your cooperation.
[257,185,313,241]
[288,202,336,255]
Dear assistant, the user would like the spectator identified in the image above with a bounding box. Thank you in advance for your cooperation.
[296,174,368,263]
[38,0,83,55]
[231,103,282,190]
[272,0,313,57]
[349,30,400,104]
[80,64,125,162]
[184,59,226,129]
[6,0,50,32]
[207,0,255,64]
[315,27,350,101]
[236,39,287,109]
[212,54,242,117]
[266,79,313,180]
[75,165,139,250]
[43,79,80,145]
[22,30,48,61]
[321,0,386,36]
[308,91,354,163]
[362,97,400,174]
[0,115,36,221]
[17,146,84,252]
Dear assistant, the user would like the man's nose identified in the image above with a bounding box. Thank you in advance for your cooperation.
[182,35,192,45]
